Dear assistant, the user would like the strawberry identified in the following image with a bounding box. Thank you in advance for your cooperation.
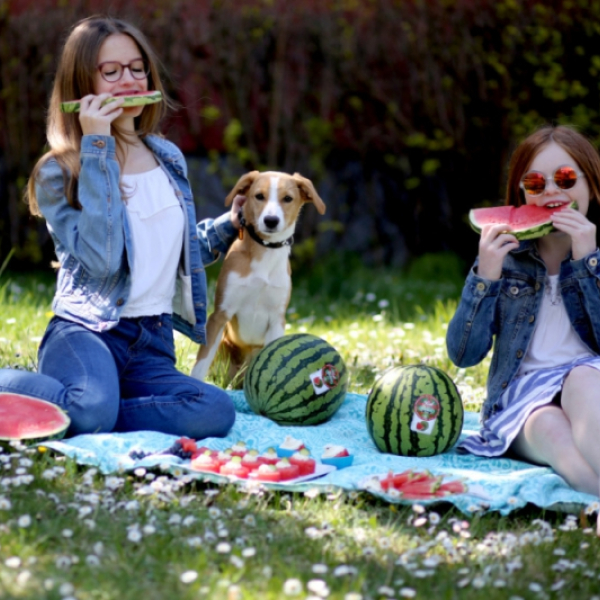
[177,437,198,454]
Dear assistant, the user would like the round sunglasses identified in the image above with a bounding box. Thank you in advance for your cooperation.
[520,165,584,196]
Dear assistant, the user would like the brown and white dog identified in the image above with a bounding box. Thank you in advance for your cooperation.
[191,171,326,386]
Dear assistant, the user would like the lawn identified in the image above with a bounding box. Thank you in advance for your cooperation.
[0,254,599,600]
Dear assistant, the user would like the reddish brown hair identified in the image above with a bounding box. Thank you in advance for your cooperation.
[506,125,600,208]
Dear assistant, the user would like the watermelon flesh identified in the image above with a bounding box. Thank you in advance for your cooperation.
[60,90,162,113]
[468,202,576,240]
[0,393,70,442]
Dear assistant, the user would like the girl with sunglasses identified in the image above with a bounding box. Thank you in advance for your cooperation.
[447,125,600,523]
[0,16,242,438]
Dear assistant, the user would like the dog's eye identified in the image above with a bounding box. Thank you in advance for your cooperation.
[255,193,265,201]
[283,195,293,203]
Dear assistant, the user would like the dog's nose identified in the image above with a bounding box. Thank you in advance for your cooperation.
[263,216,280,230]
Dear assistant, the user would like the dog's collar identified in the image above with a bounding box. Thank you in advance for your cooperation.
[237,210,294,248]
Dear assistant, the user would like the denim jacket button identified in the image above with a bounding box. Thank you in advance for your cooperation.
[528,315,535,323]
[516,349,523,358]
[535,282,541,291]
[92,140,106,148]
[589,257,598,267]
[502,381,508,388]
[476,282,485,292]
[116,298,125,306]
[510,286,519,295]
[597,279,600,289]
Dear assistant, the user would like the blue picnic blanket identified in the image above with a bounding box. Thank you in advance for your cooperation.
[43,391,598,516]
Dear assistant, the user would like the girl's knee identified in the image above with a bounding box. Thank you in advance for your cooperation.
[564,365,600,391]
[64,388,119,435]
[184,387,236,439]
[204,389,236,438]
[562,366,600,414]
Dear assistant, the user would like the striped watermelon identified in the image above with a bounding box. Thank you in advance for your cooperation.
[243,334,348,426]
[365,365,463,457]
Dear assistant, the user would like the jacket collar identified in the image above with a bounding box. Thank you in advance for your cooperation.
[142,134,180,162]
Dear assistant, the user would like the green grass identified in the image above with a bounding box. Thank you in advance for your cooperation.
[0,256,599,600]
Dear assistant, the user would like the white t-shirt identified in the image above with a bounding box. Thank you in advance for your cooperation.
[120,166,184,318]
[517,274,593,376]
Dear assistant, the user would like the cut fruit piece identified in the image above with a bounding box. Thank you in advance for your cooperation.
[468,202,576,241]
[0,393,70,442]
[60,90,162,113]
[248,464,282,482]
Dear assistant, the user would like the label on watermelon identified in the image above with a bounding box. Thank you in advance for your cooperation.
[309,364,340,395]
[409,395,440,435]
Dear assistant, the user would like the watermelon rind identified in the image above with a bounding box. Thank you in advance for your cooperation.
[365,365,464,457]
[468,202,577,241]
[60,90,163,113]
[243,334,348,426]
[0,393,70,443]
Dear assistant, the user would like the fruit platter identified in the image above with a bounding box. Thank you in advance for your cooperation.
[129,436,354,485]
[361,469,468,501]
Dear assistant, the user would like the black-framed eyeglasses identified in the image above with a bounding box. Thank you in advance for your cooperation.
[97,60,149,83]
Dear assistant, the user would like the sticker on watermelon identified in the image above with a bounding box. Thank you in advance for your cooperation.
[310,364,340,395]
[468,201,577,241]
[410,395,440,435]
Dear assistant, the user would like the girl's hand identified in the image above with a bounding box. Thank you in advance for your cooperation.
[230,194,246,229]
[477,223,519,280]
[551,207,597,260]
[78,93,125,136]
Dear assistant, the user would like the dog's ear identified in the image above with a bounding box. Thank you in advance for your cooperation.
[292,173,326,215]
[225,171,260,206]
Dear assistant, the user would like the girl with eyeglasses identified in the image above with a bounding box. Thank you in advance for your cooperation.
[0,16,243,438]
[447,125,600,525]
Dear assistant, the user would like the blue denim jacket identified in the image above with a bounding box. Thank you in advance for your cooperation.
[36,134,236,343]
[446,241,600,422]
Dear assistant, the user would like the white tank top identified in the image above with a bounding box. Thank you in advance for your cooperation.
[517,274,593,376]
[120,166,184,318]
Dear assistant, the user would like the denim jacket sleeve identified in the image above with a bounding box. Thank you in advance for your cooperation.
[196,212,237,266]
[35,135,125,278]
[561,249,600,351]
[446,260,503,368]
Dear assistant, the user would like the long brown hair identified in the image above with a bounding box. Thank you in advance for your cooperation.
[27,15,172,215]
[505,125,600,209]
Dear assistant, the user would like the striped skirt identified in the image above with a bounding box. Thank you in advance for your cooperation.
[460,356,600,457]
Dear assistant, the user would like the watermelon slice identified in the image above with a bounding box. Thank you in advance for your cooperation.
[60,90,162,113]
[468,202,577,240]
[0,393,70,442]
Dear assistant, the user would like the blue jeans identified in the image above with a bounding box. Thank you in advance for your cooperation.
[0,315,235,438]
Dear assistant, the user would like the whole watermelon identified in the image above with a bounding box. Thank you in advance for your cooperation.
[366,365,463,457]
[243,334,348,425]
